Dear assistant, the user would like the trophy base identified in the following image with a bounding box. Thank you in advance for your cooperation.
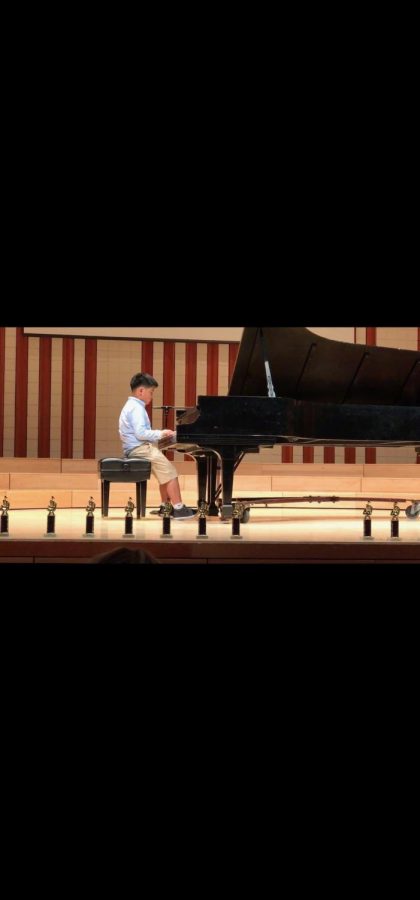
[83,533,95,538]
[196,534,208,540]
[388,536,401,541]
[44,532,57,537]
[122,533,135,538]
[0,532,10,537]
[160,534,173,539]
[230,535,243,540]
[361,536,374,540]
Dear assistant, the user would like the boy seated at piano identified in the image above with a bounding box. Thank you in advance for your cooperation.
[118,372,195,519]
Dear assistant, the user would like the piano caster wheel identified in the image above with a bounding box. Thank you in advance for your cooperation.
[405,501,420,519]
[240,508,250,524]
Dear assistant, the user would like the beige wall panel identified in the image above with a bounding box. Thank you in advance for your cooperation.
[72,339,86,459]
[375,446,417,464]
[96,338,143,459]
[0,458,61,472]
[27,336,40,457]
[50,338,63,457]
[362,477,420,494]
[6,490,72,508]
[71,490,102,508]
[3,328,17,456]
[269,464,364,476]
[309,327,354,342]
[272,475,363,492]
[150,341,164,430]
[363,464,420,477]
[10,473,98,490]
[218,344,229,395]
[0,474,10,489]
[196,344,207,398]
[174,342,186,412]
[234,476,272,492]
[62,459,98,473]
[25,327,244,342]
[376,327,417,351]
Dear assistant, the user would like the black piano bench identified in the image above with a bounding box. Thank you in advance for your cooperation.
[98,458,152,518]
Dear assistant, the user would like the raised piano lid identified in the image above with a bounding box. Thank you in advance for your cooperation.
[228,327,420,406]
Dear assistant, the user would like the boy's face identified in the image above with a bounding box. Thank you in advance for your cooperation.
[138,385,155,405]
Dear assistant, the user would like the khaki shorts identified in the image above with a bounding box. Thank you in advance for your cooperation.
[127,443,178,485]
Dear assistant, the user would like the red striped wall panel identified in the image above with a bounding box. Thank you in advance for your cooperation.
[142,341,154,424]
[83,338,97,458]
[365,327,376,464]
[14,327,29,456]
[61,338,74,458]
[207,343,219,396]
[185,343,197,461]
[38,336,52,457]
[163,342,175,459]
[228,343,239,387]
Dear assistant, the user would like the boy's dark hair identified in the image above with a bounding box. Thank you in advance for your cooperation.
[130,372,158,391]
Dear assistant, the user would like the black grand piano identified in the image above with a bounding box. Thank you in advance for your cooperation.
[165,327,420,520]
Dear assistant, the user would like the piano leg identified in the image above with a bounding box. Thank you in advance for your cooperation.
[196,454,208,508]
[220,448,236,520]
[206,454,219,516]
[195,452,220,516]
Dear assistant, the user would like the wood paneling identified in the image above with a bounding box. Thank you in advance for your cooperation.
[14,327,29,456]
[228,343,239,386]
[38,336,52,457]
[163,342,175,459]
[206,343,219,396]
[83,338,97,458]
[365,327,376,464]
[185,343,197,461]
[61,338,74,458]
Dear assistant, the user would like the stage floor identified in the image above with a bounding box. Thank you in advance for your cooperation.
[1,505,419,562]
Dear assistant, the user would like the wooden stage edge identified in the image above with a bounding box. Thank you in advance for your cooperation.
[1,538,419,563]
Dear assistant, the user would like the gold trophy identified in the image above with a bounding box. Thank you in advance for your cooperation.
[160,500,173,539]
[85,496,96,535]
[124,497,135,536]
[197,501,209,539]
[46,496,57,535]
[231,500,244,539]
[362,501,373,539]
[390,502,400,540]
[1,495,10,535]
